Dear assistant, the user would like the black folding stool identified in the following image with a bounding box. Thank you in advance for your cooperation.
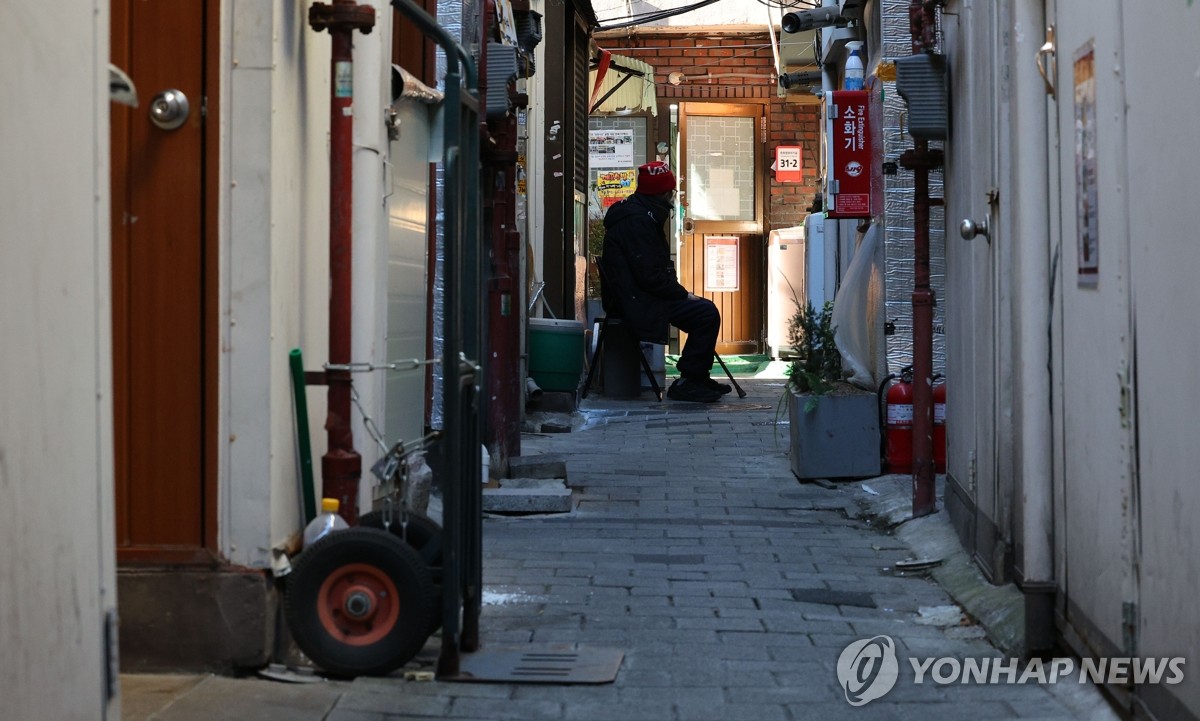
[581,318,748,400]
[581,316,664,401]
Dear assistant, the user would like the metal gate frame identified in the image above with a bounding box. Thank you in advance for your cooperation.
[392,0,484,678]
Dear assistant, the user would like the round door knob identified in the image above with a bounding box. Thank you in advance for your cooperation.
[149,89,190,130]
[959,217,989,241]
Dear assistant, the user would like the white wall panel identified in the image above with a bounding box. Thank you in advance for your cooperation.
[1051,0,1137,654]
[0,1,118,717]
[1121,1,1200,715]
[225,0,333,563]
[385,99,435,446]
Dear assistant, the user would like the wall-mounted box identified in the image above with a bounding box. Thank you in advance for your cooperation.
[896,53,950,140]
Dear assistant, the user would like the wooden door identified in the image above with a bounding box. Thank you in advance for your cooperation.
[678,103,764,355]
[110,0,215,563]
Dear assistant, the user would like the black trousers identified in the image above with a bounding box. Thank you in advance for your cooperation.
[666,295,721,378]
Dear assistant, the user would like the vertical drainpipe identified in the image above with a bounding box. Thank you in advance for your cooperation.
[899,0,942,518]
[310,0,377,524]
[1013,0,1055,651]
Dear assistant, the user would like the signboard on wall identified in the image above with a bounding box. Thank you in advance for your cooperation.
[775,146,802,183]
[704,236,740,292]
[595,169,637,210]
[589,128,635,169]
[1073,42,1099,285]
[826,90,873,219]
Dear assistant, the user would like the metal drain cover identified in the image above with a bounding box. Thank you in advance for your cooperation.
[448,644,623,684]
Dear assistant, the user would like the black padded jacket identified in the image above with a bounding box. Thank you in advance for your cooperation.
[599,192,688,344]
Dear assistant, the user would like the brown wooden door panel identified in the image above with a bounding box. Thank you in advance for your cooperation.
[111,0,210,559]
[679,232,762,355]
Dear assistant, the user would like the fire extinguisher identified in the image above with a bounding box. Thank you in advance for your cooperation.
[878,365,914,474]
[933,374,946,474]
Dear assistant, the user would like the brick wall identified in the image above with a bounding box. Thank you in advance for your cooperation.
[598,32,822,233]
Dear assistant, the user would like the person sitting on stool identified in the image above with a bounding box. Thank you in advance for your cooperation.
[600,161,730,403]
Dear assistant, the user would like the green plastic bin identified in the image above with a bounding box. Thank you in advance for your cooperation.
[528,318,585,392]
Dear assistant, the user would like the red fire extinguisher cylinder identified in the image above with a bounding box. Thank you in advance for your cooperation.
[885,367,914,474]
[933,378,946,474]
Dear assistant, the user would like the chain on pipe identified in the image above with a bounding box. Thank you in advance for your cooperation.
[349,385,390,454]
[324,357,440,373]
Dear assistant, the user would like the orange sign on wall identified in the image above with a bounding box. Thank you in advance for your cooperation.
[775,146,803,183]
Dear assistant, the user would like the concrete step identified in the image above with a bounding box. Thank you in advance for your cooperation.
[482,487,574,514]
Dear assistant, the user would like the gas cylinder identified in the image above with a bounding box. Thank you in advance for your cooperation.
[933,377,946,473]
[885,366,914,474]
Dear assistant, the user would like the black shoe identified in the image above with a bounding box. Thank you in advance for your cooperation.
[698,375,733,395]
[667,377,722,403]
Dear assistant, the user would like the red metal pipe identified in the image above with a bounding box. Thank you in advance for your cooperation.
[908,0,940,55]
[910,140,937,518]
[484,116,523,468]
[903,0,942,518]
[310,0,375,524]
[482,0,522,469]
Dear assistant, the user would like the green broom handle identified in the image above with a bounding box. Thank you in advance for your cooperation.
[289,348,317,524]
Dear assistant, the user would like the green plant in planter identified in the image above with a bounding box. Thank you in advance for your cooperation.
[786,300,841,410]
[586,218,606,299]
[780,299,881,479]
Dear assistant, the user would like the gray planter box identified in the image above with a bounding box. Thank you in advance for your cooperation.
[788,387,881,480]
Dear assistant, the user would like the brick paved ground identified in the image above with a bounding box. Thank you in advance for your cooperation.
[126,378,1117,721]
[323,379,1114,721]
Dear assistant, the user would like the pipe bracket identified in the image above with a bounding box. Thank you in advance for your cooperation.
[309,1,376,33]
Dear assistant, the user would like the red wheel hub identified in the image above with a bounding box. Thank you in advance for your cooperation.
[316,563,401,646]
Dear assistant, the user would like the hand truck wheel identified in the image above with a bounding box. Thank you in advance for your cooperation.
[284,527,435,677]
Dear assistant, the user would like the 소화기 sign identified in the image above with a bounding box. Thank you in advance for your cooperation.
[827,90,872,219]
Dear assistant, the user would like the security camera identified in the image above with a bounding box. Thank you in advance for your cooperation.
[781,7,843,33]
[778,69,823,89]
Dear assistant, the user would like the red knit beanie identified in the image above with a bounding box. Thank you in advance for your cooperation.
[635,161,676,196]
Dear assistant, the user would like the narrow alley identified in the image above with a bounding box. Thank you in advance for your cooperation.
[8,1,1200,719]
[123,379,1116,720]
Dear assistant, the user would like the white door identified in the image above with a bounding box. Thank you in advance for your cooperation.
[943,0,1002,574]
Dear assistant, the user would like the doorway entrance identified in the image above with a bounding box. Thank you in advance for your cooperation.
[678,102,765,355]
[110,0,216,564]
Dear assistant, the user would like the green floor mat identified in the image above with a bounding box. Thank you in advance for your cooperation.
[665,354,772,376]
